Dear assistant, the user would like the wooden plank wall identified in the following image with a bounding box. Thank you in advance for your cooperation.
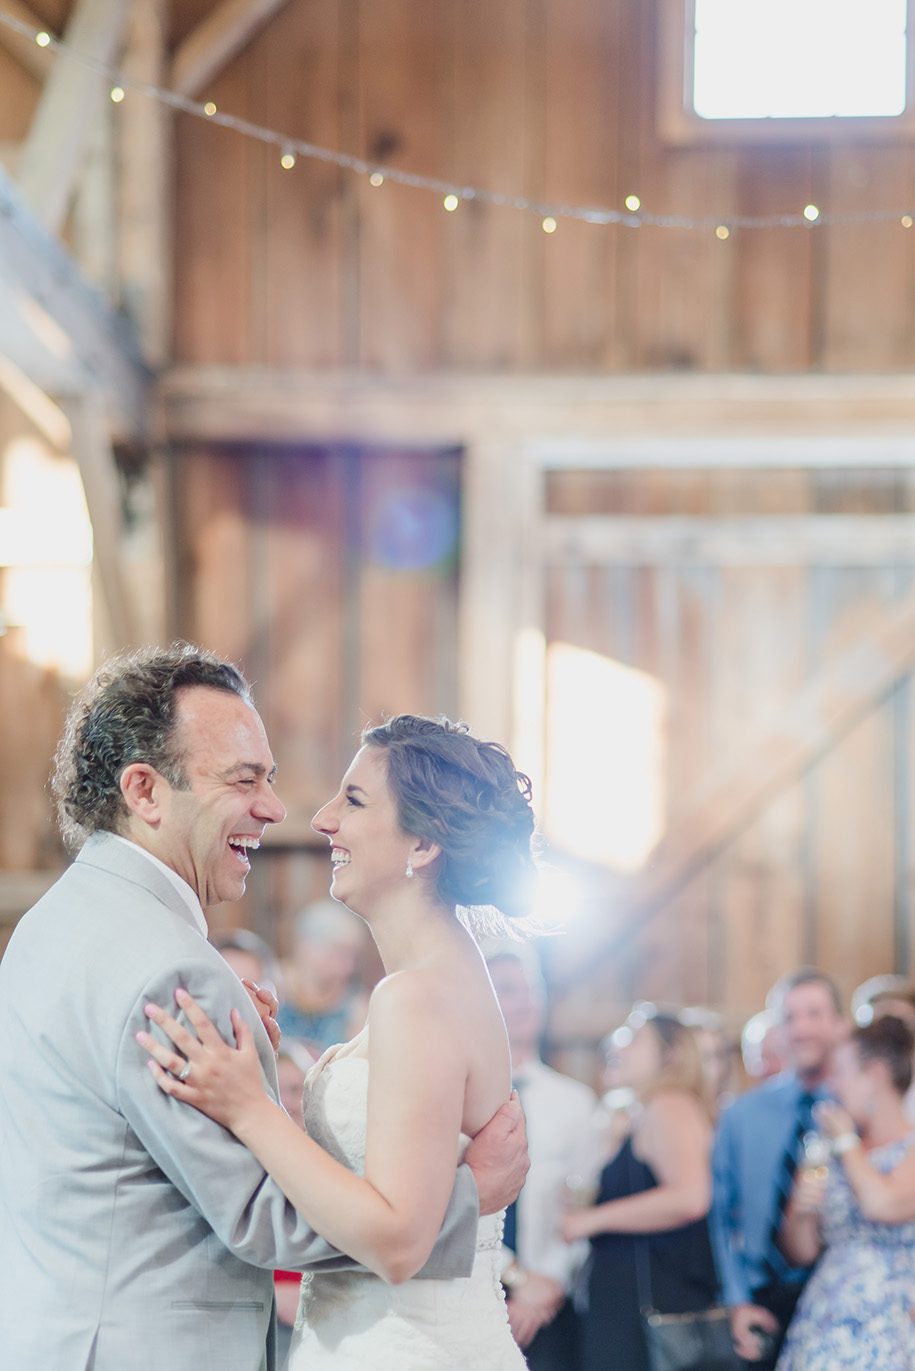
[169,0,915,374]
[172,441,460,949]
[541,467,915,1048]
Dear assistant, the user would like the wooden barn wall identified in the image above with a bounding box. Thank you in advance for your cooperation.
[169,0,915,374]
[540,466,915,1055]
[171,441,460,949]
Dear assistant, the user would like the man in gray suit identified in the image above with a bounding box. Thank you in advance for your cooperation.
[0,644,528,1370]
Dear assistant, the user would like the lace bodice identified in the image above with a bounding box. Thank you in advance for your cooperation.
[301,1051,373,1171]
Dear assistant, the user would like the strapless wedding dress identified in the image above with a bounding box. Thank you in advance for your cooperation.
[286,1053,527,1369]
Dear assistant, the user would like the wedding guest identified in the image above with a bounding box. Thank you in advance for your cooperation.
[214,927,283,998]
[776,1016,915,1369]
[272,1045,314,1368]
[741,1010,788,1084]
[486,943,597,1369]
[680,1005,737,1113]
[276,900,370,1056]
[711,968,847,1367]
[561,1006,717,1371]
[853,976,915,1123]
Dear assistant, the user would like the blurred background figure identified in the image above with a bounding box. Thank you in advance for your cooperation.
[853,976,915,1124]
[742,1009,789,1086]
[680,1005,739,1113]
[215,933,316,1370]
[485,943,597,1371]
[561,1005,717,1371]
[276,900,370,1058]
[271,1043,315,1369]
[777,1016,915,1370]
[212,928,283,999]
[711,968,847,1368]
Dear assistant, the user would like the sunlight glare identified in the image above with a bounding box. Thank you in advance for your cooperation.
[544,645,666,871]
[1,438,94,678]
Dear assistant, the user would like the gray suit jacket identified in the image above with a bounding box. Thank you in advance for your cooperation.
[0,833,478,1370]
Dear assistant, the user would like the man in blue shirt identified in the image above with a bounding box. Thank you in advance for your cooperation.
[711,968,847,1366]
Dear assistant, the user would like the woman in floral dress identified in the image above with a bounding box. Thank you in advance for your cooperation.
[777,1016,915,1370]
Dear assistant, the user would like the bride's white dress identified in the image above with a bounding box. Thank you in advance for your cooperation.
[286,1052,527,1370]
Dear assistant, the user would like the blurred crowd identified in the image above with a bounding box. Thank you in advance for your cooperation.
[214,913,915,1371]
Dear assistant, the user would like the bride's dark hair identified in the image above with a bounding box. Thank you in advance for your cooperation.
[361,714,535,923]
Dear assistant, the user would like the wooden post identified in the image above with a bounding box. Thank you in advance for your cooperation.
[18,0,132,234]
[117,0,172,365]
[65,391,140,649]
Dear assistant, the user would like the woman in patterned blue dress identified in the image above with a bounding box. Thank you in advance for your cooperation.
[777,1016,915,1370]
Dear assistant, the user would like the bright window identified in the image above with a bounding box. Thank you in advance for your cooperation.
[693,0,909,120]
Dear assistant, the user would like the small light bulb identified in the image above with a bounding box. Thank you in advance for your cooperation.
[803,204,820,222]
[715,224,730,240]
[35,31,51,47]
[204,101,217,116]
[443,194,459,212]
[902,215,913,228]
[280,151,296,170]
[369,172,384,187]
[110,86,125,104]
[542,216,557,234]
[625,194,641,212]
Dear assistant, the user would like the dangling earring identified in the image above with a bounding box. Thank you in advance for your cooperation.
[405,859,414,879]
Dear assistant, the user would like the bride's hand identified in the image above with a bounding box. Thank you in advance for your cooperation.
[138,988,272,1132]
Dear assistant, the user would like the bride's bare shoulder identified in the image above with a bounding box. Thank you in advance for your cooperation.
[367,961,490,1028]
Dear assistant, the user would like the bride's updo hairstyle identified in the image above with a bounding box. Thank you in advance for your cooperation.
[362,714,536,923]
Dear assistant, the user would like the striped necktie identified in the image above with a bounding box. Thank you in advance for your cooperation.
[764,1090,816,1278]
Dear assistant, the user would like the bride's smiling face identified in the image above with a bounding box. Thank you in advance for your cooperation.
[311,747,416,914]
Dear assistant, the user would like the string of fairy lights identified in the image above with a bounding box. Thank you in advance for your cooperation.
[3,7,915,238]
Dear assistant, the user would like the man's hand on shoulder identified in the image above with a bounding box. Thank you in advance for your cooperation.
[464,1090,530,1215]
[241,979,281,1054]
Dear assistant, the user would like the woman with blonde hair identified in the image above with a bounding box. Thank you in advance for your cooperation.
[562,1005,719,1371]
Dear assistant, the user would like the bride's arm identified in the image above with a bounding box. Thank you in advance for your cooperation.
[141,976,477,1283]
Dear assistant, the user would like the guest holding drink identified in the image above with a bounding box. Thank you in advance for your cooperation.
[777,1016,915,1370]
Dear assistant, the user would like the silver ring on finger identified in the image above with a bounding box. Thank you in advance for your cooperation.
[176,1062,192,1083]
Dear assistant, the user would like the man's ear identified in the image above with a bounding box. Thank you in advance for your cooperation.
[119,763,163,826]
[410,833,441,872]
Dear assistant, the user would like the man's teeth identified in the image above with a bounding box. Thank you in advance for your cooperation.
[229,838,260,851]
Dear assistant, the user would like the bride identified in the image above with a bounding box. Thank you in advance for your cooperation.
[140,714,534,1369]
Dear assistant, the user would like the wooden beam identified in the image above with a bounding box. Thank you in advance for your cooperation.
[117,0,171,366]
[72,92,118,299]
[0,1,54,80]
[544,515,915,566]
[459,440,544,748]
[0,163,149,439]
[170,0,293,98]
[17,0,132,233]
[556,578,915,991]
[159,367,915,453]
[65,392,142,648]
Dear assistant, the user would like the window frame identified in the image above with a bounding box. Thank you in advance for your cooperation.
[657,0,915,144]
